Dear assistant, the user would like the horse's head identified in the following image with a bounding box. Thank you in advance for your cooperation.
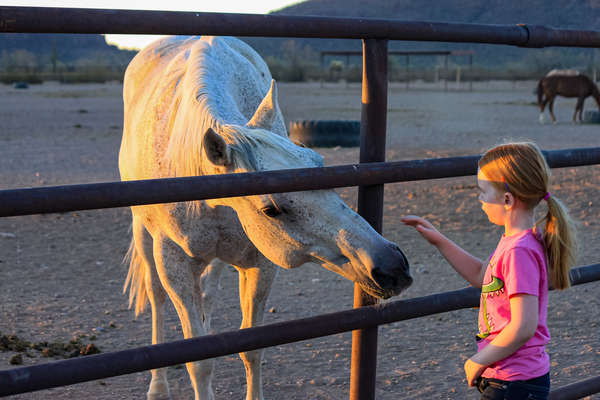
[200,82,411,299]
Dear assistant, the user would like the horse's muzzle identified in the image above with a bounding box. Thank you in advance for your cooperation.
[370,245,412,296]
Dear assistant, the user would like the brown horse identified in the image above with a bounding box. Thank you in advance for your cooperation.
[537,73,600,123]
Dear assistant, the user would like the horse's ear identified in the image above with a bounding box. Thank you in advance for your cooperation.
[203,127,232,166]
[246,80,284,135]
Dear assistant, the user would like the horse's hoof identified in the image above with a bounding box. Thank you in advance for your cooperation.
[147,382,171,400]
[538,114,545,124]
[147,395,171,400]
[147,393,172,400]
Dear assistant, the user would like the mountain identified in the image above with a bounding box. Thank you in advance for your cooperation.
[2,1,599,72]
[0,33,137,69]
[242,0,600,70]
[273,0,600,28]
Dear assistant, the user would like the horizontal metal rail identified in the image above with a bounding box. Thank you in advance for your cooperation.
[1,6,600,48]
[0,263,598,396]
[549,375,600,400]
[0,147,598,218]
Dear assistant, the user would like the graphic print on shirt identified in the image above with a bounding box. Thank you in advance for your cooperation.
[477,266,505,340]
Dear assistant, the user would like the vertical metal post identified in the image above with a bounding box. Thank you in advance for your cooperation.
[405,55,409,89]
[320,52,325,88]
[444,54,449,91]
[469,54,473,91]
[592,49,597,83]
[346,54,351,88]
[349,38,388,400]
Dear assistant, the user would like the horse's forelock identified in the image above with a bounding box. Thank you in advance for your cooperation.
[217,125,259,171]
[241,127,323,169]
[216,126,322,173]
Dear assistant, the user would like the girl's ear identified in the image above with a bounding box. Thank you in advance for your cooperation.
[504,192,515,209]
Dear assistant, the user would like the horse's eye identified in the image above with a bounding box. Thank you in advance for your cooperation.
[261,206,281,218]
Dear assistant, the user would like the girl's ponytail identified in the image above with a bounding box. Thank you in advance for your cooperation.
[541,195,577,290]
[479,141,578,290]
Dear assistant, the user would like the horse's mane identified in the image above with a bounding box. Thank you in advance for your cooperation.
[160,37,277,177]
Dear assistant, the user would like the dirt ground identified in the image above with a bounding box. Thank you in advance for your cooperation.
[0,80,599,400]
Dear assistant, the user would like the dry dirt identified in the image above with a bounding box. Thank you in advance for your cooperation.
[0,80,599,399]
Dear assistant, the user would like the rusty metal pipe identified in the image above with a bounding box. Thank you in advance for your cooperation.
[0,147,599,218]
[0,263,597,397]
[549,375,600,400]
[2,6,600,47]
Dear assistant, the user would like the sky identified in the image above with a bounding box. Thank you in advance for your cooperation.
[0,0,304,50]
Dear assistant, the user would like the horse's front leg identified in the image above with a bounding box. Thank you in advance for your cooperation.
[538,97,549,123]
[147,265,170,399]
[236,263,278,400]
[548,98,557,123]
[153,236,214,400]
[574,98,584,123]
[197,258,226,330]
[131,218,171,400]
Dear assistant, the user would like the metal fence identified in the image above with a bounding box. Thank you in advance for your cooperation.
[1,6,599,399]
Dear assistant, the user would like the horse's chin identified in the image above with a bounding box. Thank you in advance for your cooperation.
[308,253,411,299]
[309,253,355,279]
[358,282,403,300]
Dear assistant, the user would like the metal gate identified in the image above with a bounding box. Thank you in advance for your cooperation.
[1,7,599,399]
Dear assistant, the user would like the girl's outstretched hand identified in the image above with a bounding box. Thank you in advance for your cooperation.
[401,215,444,246]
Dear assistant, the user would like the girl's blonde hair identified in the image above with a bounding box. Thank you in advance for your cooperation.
[478,142,577,290]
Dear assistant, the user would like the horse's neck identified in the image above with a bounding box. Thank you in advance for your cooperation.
[592,83,600,107]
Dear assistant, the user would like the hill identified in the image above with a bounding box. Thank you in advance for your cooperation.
[274,0,599,28]
[242,0,600,73]
[1,1,599,81]
[0,33,136,70]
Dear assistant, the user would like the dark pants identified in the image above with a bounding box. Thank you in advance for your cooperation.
[476,373,550,400]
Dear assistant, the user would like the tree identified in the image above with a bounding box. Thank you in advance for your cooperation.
[0,49,38,72]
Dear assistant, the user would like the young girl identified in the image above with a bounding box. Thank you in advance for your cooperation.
[402,142,577,400]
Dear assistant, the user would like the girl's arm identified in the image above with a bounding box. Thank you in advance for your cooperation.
[401,215,486,287]
[464,294,539,385]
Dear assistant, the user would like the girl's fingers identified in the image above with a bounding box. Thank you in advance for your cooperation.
[403,217,432,229]
[400,215,423,225]
[401,215,420,221]
[416,225,436,236]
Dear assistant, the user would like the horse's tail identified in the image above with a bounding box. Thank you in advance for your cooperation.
[536,78,545,107]
[123,223,149,317]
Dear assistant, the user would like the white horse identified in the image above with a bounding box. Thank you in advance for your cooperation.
[546,69,580,77]
[119,36,412,400]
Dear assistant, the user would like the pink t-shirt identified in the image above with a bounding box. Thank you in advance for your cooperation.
[477,229,550,381]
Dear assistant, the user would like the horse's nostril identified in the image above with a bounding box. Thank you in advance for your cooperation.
[372,267,398,289]
[400,251,410,273]
[391,244,410,274]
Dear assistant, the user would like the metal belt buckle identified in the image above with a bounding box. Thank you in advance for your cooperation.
[476,377,487,393]
[488,380,508,390]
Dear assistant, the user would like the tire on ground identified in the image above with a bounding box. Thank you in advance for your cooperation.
[288,120,360,147]
[583,110,600,124]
